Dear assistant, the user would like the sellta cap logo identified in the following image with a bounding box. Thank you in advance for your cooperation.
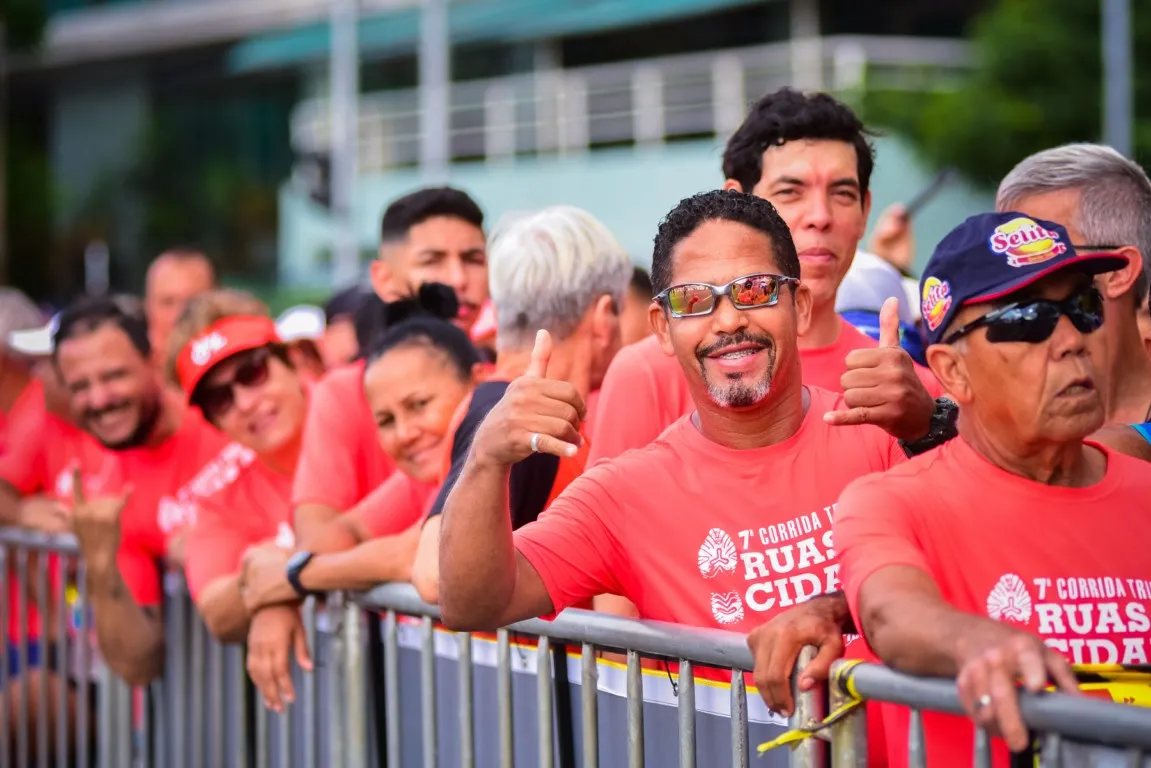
[921,277,953,332]
[190,331,228,366]
[988,217,1067,268]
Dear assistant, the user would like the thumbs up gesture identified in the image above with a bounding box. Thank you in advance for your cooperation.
[472,330,588,466]
[70,466,132,572]
[823,298,935,441]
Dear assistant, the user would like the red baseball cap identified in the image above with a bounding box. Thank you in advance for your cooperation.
[176,315,281,399]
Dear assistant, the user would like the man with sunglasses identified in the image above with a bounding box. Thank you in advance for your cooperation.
[834,211,1151,762]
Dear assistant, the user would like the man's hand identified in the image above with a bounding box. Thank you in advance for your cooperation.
[955,622,1079,752]
[825,298,934,441]
[246,604,313,713]
[16,497,71,535]
[470,330,586,465]
[747,594,849,716]
[70,468,131,571]
[867,203,915,274]
[239,542,294,613]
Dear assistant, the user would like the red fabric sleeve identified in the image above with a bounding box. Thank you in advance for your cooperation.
[292,368,370,511]
[0,393,48,494]
[353,473,436,538]
[117,534,162,607]
[183,499,249,604]
[513,469,629,615]
[588,342,668,463]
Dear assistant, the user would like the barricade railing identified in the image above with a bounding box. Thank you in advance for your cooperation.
[2,526,1150,767]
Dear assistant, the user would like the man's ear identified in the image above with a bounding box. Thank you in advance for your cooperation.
[722,179,743,193]
[590,294,620,350]
[1098,246,1145,302]
[925,343,970,404]
[792,283,813,337]
[649,300,675,357]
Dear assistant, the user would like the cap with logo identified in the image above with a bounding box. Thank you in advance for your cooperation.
[275,304,326,343]
[8,313,60,357]
[919,212,1128,345]
[176,315,281,399]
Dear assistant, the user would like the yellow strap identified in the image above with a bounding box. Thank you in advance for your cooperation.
[756,660,868,756]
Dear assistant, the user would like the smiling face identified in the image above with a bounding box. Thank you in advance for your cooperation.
[363,342,475,483]
[745,139,870,312]
[651,219,811,411]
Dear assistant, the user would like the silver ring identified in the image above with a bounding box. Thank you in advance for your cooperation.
[530,433,541,453]
[976,694,992,710]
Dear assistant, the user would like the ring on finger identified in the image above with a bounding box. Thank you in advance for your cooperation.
[975,693,992,710]
[530,433,542,453]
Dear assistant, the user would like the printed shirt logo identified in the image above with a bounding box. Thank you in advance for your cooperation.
[987,573,1033,624]
[921,277,953,332]
[989,217,1067,268]
[697,528,738,579]
[710,591,745,625]
[190,332,228,366]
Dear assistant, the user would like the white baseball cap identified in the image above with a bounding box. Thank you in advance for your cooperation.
[836,251,917,326]
[275,305,326,343]
[8,314,60,357]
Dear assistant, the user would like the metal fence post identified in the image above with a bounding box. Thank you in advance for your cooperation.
[789,646,827,768]
[343,597,368,768]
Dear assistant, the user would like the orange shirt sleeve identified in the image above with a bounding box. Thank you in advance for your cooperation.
[351,473,436,538]
[588,342,668,463]
[514,467,630,614]
[292,369,370,511]
[833,473,931,627]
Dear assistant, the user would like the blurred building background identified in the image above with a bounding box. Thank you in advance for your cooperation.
[2,0,1139,309]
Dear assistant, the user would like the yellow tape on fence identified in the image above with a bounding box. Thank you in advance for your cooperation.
[756,660,866,755]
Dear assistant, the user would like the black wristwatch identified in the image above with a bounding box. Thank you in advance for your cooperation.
[899,397,959,457]
[285,551,318,597]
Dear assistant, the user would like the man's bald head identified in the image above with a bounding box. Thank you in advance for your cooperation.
[145,248,216,359]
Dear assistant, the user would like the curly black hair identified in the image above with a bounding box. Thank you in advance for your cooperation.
[651,190,799,295]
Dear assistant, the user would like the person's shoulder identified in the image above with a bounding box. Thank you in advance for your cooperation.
[314,360,367,396]
[584,414,692,476]
[1090,425,1151,463]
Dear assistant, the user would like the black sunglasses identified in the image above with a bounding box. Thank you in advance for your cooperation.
[193,347,273,421]
[942,286,1105,345]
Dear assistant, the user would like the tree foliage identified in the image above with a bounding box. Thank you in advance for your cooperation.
[863,0,1151,188]
[0,0,46,49]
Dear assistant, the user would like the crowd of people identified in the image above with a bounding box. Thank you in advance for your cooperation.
[1,85,1150,764]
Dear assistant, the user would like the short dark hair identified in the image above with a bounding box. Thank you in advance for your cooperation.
[380,187,485,244]
[53,294,151,361]
[651,190,800,294]
[722,88,876,199]
[629,266,653,298]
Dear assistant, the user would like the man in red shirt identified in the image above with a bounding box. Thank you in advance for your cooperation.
[835,212,1150,764]
[143,247,216,365]
[437,191,909,658]
[52,295,249,685]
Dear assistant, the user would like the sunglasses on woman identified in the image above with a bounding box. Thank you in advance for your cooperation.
[656,272,799,318]
[194,346,273,421]
[942,286,1105,346]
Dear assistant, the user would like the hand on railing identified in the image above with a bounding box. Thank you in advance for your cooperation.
[955,622,1080,752]
[15,495,72,536]
[70,467,131,570]
[246,603,314,714]
[239,541,295,614]
[746,593,850,717]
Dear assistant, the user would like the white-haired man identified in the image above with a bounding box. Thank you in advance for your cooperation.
[408,204,631,601]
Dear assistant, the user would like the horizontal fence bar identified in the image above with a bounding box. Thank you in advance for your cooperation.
[0,529,80,554]
[356,584,755,671]
[835,661,1151,750]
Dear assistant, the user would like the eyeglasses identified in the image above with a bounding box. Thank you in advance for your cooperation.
[194,347,273,421]
[656,273,799,318]
[942,286,1105,345]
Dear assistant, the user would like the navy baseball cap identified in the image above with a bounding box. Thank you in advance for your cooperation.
[919,212,1128,345]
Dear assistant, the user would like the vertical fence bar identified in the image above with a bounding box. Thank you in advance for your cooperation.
[254,702,269,766]
[96,668,113,768]
[16,547,29,768]
[383,611,401,768]
[74,562,89,768]
[208,635,224,768]
[301,598,317,768]
[420,616,438,768]
[790,646,826,768]
[230,646,249,768]
[189,614,206,768]
[973,726,991,768]
[829,674,867,767]
[626,650,644,768]
[678,660,696,768]
[497,629,513,768]
[1043,733,1063,768]
[581,644,598,768]
[536,635,554,768]
[731,669,749,768]
[0,545,9,768]
[54,554,69,768]
[34,552,48,767]
[115,681,131,766]
[169,588,187,768]
[907,709,926,768]
[343,599,367,768]
[458,632,475,768]
[324,595,347,768]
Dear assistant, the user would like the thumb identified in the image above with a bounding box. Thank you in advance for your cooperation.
[798,639,844,690]
[526,329,553,378]
[878,297,901,348]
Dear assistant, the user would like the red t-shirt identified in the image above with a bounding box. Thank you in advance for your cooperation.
[110,410,253,607]
[590,320,942,464]
[835,437,1151,768]
[354,471,438,538]
[291,362,395,512]
[516,386,905,632]
[184,459,294,602]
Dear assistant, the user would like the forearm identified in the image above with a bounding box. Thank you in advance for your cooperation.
[438,457,516,627]
[301,531,418,592]
[862,589,986,677]
[293,503,341,551]
[197,576,251,644]
[0,483,23,526]
[309,516,363,555]
[86,562,165,685]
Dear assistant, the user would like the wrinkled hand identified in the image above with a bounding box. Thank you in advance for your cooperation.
[239,543,294,614]
[70,467,131,570]
[955,622,1079,752]
[16,496,72,536]
[246,604,313,713]
[747,594,848,717]
[867,203,915,274]
[825,297,934,441]
[471,330,586,465]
